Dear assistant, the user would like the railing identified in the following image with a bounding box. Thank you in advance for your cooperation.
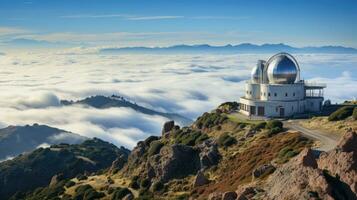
[304,81,327,88]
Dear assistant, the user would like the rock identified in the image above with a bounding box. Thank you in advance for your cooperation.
[162,121,175,135]
[264,148,334,200]
[109,154,127,173]
[236,187,256,200]
[122,193,134,200]
[252,164,276,179]
[208,192,222,200]
[318,131,357,195]
[294,148,318,168]
[198,139,221,169]
[222,191,237,200]
[149,144,201,183]
[193,171,209,187]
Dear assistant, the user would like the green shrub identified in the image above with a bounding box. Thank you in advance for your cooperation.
[148,141,164,156]
[267,127,283,136]
[74,184,104,200]
[238,123,246,129]
[218,102,239,112]
[129,176,140,189]
[328,106,354,121]
[217,133,237,147]
[196,112,228,129]
[253,122,267,130]
[353,107,357,120]
[111,187,132,200]
[266,120,283,129]
[65,180,75,188]
[140,178,151,190]
[174,130,209,146]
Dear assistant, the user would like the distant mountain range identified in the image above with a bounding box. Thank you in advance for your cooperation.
[0,124,87,161]
[61,95,192,125]
[100,43,357,54]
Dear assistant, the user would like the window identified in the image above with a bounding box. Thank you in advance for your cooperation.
[293,92,295,96]
[285,93,288,97]
[246,91,248,94]
[268,93,271,97]
[250,91,252,95]
[292,106,294,111]
[263,92,266,96]
[276,107,278,112]
[274,93,277,97]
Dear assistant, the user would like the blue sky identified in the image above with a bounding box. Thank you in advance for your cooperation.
[0,0,357,47]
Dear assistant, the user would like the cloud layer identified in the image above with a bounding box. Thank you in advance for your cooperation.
[0,51,356,148]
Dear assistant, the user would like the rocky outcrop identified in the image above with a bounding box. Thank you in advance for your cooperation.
[208,192,222,200]
[109,154,127,173]
[162,121,175,135]
[264,133,357,200]
[193,171,209,187]
[318,131,357,195]
[197,139,221,169]
[149,144,201,183]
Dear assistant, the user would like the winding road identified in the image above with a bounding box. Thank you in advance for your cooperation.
[284,120,341,151]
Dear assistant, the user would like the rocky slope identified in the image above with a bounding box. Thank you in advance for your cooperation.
[5,102,357,200]
[0,124,87,161]
[0,138,130,200]
[61,95,192,125]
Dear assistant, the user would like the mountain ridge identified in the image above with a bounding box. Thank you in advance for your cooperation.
[100,43,357,54]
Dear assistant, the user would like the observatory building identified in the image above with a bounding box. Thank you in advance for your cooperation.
[239,52,326,118]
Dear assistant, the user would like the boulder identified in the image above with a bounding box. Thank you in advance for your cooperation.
[162,121,175,135]
[49,174,64,187]
[198,139,221,169]
[222,191,237,200]
[193,171,209,187]
[252,164,276,179]
[149,144,201,183]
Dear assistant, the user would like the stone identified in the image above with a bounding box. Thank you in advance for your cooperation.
[236,187,256,200]
[252,164,276,179]
[245,129,256,138]
[193,171,209,187]
[109,154,127,173]
[49,174,64,187]
[222,191,237,200]
[162,121,175,135]
[198,139,221,169]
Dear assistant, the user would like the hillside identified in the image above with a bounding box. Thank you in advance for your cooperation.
[4,102,357,200]
[61,95,192,126]
[0,124,87,161]
[0,138,130,200]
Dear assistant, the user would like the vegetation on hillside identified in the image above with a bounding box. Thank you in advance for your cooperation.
[328,106,354,121]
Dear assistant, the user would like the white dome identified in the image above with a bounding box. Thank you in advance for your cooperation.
[267,53,299,84]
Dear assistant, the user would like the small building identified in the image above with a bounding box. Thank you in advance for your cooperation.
[239,52,326,118]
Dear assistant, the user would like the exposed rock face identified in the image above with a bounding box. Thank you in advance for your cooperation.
[149,144,201,183]
[162,121,175,135]
[318,131,357,195]
[252,164,276,179]
[109,154,127,173]
[198,139,221,169]
[264,148,335,200]
[193,171,209,187]
[49,174,64,188]
[264,139,357,200]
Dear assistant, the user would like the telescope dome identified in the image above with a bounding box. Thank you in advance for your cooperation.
[267,53,299,84]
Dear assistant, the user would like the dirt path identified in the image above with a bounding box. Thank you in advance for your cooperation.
[284,120,341,151]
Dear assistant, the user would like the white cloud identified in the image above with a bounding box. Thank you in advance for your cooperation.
[127,16,184,20]
[0,52,356,149]
[0,27,29,36]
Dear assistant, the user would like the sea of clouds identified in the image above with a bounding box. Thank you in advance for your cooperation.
[0,51,356,148]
